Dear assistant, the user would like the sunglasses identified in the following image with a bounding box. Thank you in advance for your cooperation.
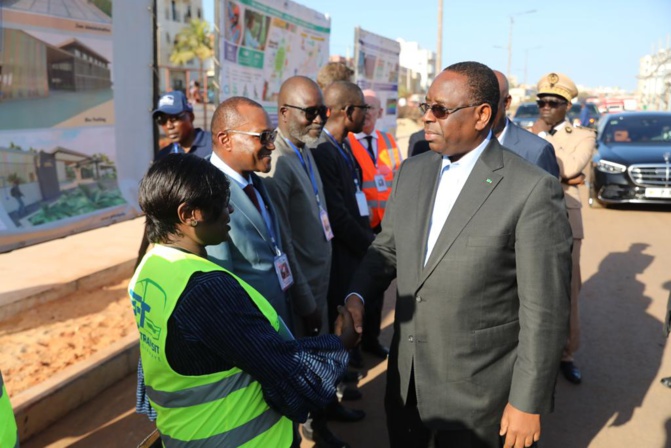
[226,129,278,146]
[283,104,330,122]
[155,112,188,126]
[536,99,567,108]
[419,103,480,119]
[345,104,372,114]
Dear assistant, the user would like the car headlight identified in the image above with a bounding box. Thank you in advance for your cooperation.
[596,160,626,173]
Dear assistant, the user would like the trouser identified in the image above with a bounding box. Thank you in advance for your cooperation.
[562,238,582,361]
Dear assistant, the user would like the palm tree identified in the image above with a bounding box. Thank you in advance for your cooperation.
[170,18,213,129]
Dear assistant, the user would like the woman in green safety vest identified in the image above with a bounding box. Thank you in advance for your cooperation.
[130,154,358,447]
[1,370,20,448]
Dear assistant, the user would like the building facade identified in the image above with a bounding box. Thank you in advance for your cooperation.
[638,44,671,111]
[156,0,204,93]
[397,39,436,95]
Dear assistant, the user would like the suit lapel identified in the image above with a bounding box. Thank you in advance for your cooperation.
[227,176,270,241]
[417,140,505,290]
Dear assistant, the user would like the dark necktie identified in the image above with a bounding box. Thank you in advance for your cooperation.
[549,127,557,136]
[242,184,262,214]
[364,135,375,162]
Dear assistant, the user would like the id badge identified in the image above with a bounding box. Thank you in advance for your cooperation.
[355,191,369,216]
[273,253,294,291]
[374,174,388,192]
[319,206,334,241]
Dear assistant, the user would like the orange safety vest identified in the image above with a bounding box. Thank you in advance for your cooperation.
[347,130,403,229]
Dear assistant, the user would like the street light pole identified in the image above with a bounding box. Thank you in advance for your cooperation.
[507,9,536,80]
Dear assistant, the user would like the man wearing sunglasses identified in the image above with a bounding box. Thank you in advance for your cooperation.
[152,91,212,160]
[345,61,572,448]
[206,96,291,323]
[531,72,597,386]
[135,92,213,271]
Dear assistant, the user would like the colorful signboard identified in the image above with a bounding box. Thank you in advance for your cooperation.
[353,27,400,136]
[219,0,330,121]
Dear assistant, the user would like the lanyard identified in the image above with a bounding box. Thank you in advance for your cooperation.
[248,179,282,256]
[286,138,322,208]
[324,129,361,191]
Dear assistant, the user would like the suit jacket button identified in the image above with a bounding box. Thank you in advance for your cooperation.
[416,296,422,303]
[408,335,414,342]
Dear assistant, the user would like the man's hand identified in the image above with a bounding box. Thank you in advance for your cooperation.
[302,308,322,336]
[499,403,540,448]
[334,306,360,350]
[344,294,365,334]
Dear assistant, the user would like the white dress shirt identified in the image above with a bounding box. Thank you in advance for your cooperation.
[424,135,491,265]
[353,131,378,158]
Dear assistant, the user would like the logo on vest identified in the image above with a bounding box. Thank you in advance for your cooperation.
[130,279,166,357]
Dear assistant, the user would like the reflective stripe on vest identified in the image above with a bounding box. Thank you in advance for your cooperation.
[145,370,253,408]
[161,407,283,448]
[130,245,292,447]
[0,372,20,448]
[347,131,402,228]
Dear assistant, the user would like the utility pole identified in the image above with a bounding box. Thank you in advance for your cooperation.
[436,0,443,74]
[507,9,536,80]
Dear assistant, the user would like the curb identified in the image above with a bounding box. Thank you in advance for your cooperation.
[0,259,135,322]
[14,333,140,443]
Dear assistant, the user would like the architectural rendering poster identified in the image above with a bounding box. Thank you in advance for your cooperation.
[219,0,330,122]
[353,27,400,136]
[0,1,135,253]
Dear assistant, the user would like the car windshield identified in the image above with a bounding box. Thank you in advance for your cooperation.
[514,103,539,118]
[600,115,671,144]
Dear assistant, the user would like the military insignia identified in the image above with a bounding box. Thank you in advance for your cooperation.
[566,126,573,134]
[548,73,559,85]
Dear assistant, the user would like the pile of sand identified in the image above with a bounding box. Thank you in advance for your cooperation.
[0,279,136,398]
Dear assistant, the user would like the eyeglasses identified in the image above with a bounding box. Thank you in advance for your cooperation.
[155,112,188,126]
[419,103,480,119]
[536,99,567,108]
[345,104,372,114]
[283,104,330,122]
[225,129,278,146]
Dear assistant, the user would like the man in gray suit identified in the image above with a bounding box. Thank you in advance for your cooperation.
[492,70,560,177]
[346,62,572,448]
[206,96,292,325]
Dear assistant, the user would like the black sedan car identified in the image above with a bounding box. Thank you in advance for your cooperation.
[589,112,671,207]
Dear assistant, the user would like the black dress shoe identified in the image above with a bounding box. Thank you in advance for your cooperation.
[560,361,582,384]
[361,340,389,359]
[325,402,366,422]
[312,426,351,448]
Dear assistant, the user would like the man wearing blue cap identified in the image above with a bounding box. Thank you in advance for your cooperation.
[152,91,212,160]
[135,91,213,269]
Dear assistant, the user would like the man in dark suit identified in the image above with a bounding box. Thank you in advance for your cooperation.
[492,70,560,177]
[346,61,572,448]
[312,81,375,329]
[206,96,292,325]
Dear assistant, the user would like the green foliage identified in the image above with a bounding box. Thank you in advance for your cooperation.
[170,18,213,66]
[28,185,126,226]
[7,173,24,184]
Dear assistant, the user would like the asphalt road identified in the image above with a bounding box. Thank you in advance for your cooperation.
[23,187,671,448]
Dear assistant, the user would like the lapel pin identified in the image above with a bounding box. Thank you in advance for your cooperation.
[486,178,492,184]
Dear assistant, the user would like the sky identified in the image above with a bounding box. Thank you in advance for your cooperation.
[204,0,671,91]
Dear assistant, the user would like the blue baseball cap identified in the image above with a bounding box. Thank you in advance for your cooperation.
[152,91,193,117]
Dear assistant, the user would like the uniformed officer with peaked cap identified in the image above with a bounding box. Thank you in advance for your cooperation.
[531,72,596,386]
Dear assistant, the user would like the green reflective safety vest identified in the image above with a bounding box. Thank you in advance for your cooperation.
[129,245,293,447]
[0,371,20,448]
